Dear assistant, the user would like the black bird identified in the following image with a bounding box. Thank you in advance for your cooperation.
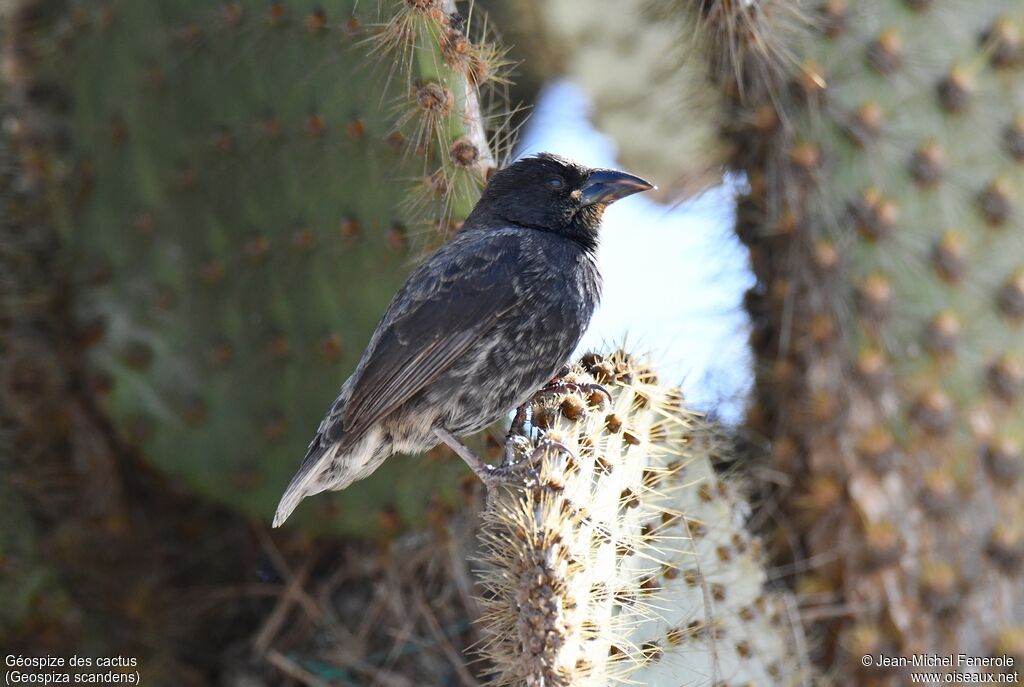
[273,153,653,526]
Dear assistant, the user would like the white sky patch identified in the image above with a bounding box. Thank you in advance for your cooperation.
[516,81,754,422]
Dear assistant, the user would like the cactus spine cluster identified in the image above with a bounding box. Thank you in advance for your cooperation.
[475,353,804,686]
[14,0,513,534]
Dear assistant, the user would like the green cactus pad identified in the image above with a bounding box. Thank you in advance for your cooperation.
[41,0,505,534]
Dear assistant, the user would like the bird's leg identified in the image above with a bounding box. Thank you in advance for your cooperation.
[436,426,578,489]
[508,403,529,437]
[435,426,494,481]
[436,426,538,488]
[503,402,531,468]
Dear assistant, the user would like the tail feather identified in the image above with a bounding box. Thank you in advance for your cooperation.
[272,439,337,527]
[272,426,388,527]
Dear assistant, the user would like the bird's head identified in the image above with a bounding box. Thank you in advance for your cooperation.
[467,153,655,250]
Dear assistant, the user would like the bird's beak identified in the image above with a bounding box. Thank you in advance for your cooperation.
[579,169,655,207]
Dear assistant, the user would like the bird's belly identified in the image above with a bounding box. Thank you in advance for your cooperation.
[420,321,584,438]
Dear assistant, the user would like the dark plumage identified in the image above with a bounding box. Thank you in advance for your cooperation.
[273,153,653,526]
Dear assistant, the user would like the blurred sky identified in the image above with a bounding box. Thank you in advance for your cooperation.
[515,81,754,422]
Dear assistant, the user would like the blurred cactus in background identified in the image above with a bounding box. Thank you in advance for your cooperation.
[0,0,510,677]
[8,0,1024,684]
[8,0,517,535]
[525,0,1024,680]
[0,485,78,652]
[536,0,729,200]
[476,352,806,686]
[680,0,1024,679]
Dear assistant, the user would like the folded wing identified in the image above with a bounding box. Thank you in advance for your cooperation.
[338,233,524,440]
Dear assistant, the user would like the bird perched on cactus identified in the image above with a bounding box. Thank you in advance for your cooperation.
[273,153,653,526]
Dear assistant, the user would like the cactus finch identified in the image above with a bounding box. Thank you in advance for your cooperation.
[273,153,653,526]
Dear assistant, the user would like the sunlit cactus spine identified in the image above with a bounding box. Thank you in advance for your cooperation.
[475,352,806,686]
[16,0,514,535]
[668,0,1024,679]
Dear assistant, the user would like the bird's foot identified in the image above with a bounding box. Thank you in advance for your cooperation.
[487,435,575,484]
[502,434,532,468]
[503,382,609,450]
[535,379,612,407]
[436,427,577,490]
[525,437,575,469]
[435,425,534,487]
[468,436,538,485]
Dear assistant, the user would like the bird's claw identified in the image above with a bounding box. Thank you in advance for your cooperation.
[486,435,540,483]
[485,435,576,487]
[535,380,612,407]
[502,434,532,467]
[527,437,575,467]
[478,462,537,488]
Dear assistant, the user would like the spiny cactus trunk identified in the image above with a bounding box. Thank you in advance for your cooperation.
[475,352,806,686]
[673,0,1024,680]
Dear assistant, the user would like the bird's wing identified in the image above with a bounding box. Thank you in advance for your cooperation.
[339,232,526,440]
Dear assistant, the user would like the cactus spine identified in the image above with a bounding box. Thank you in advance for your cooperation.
[475,353,805,686]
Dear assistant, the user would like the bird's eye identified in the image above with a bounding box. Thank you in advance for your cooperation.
[547,178,564,190]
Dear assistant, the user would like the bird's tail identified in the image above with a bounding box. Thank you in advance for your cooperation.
[272,426,388,527]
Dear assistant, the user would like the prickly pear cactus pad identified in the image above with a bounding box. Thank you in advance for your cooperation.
[475,352,806,686]
[676,0,1024,676]
[38,0,508,534]
[538,0,727,199]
